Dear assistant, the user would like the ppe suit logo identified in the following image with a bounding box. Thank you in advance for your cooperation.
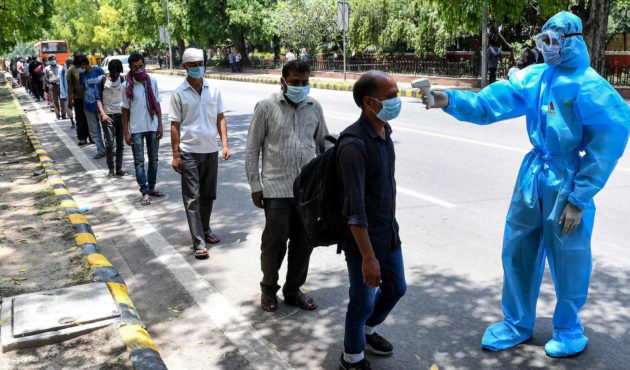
[548,101,557,116]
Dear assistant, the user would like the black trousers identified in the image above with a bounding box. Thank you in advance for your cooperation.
[74,98,90,141]
[102,113,124,172]
[31,78,44,100]
[181,151,218,250]
[260,198,313,298]
[489,67,497,84]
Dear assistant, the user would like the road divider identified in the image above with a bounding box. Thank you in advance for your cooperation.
[6,78,167,370]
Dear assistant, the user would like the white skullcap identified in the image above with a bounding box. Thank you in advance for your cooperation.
[182,48,203,63]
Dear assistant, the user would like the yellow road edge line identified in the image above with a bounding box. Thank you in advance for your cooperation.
[118,325,159,352]
[87,253,113,268]
[76,232,97,245]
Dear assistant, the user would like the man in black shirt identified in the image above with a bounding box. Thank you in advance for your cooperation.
[337,71,406,370]
[28,57,45,101]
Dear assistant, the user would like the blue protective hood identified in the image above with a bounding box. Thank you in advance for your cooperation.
[542,11,590,68]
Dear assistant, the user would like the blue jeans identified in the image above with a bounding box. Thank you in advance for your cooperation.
[344,246,406,355]
[131,131,159,195]
[85,110,105,155]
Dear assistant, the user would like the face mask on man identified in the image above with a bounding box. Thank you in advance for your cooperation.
[77,67,86,74]
[50,60,56,66]
[133,68,147,80]
[187,66,204,79]
[541,43,562,65]
[370,96,402,122]
[282,77,310,103]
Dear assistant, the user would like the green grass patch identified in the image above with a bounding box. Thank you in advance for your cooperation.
[34,187,63,215]
[0,79,32,154]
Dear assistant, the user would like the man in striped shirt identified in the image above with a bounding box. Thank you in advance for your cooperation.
[245,60,329,312]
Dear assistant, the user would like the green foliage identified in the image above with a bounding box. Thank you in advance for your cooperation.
[428,0,566,33]
[608,0,630,39]
[348,0,463,56]
[271,0,337,55]
[0,0,52,53]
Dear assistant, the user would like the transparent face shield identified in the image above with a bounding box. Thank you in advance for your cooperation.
[534,30,582,49]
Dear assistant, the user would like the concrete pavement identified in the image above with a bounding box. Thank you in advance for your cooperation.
[12,73,630,369]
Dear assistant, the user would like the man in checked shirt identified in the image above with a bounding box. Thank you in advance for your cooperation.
[245,60,330,313]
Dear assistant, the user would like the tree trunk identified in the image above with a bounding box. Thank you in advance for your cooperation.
[120,41,131,55]
[572,0,611,75]
[233,31,250,66]
[176,37,186,65]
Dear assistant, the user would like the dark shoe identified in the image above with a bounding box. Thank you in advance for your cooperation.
[284,290,317,310]
[115,170,130,177]
[366,332,393,356]
[205,233,220,244]
[261,294,278,312]
[339,354,371,370]
[93,153,106,159]
[78,140,88,146]
[148,188,165,197]
[107,170,116,178]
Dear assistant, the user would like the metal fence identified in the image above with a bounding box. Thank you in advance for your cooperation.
[247,57,511,80]
[193,56,630,87]
[604,65,630,86]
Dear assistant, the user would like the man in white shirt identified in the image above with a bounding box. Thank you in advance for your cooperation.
[122,54,164,205]
[44,55,62,120]
[285,51,296,62]
[170,48,231,259]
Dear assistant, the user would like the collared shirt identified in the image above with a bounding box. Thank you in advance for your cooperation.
[169,78,224,154]
[44,64,60,84]
[245,92,329,198]
[337,114,400,261]
[121,76,161,134]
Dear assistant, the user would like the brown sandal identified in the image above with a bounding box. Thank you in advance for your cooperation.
[284,291,318,310]
[261,294,278,312]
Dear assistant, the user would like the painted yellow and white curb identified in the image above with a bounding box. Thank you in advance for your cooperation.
[152,69,423,98]
[6,79,167,370]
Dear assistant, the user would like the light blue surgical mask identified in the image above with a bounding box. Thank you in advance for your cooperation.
[50,60,57,66]
[542,43,562,66]
[283,78,310,103]
[187,66,204,79]
[371,96,402,122]
[77,67,86,74]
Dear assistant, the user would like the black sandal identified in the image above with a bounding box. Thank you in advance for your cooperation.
[284,291,318,310]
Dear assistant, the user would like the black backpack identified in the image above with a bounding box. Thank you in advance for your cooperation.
[293,135,349,247]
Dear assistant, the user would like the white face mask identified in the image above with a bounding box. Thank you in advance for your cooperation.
[106,76,121,88]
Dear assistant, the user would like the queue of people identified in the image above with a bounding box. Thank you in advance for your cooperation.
[5,10,629,369]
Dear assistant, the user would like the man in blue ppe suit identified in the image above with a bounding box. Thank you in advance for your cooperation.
[423,11,630,357]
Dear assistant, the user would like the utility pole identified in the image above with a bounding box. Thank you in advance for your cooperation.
[481,4,488,88]
[167,0,173,70]
[337,1,350,81]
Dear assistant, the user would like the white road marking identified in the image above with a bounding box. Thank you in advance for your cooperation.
[21,95,292,370]
[397,187,456,208]
[325,113,630,173]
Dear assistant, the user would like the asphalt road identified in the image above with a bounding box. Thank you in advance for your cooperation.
[15,73,630,369]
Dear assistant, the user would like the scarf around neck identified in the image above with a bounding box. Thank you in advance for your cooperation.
[125,71,159,119]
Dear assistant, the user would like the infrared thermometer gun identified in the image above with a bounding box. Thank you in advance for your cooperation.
[412,78,434,108]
